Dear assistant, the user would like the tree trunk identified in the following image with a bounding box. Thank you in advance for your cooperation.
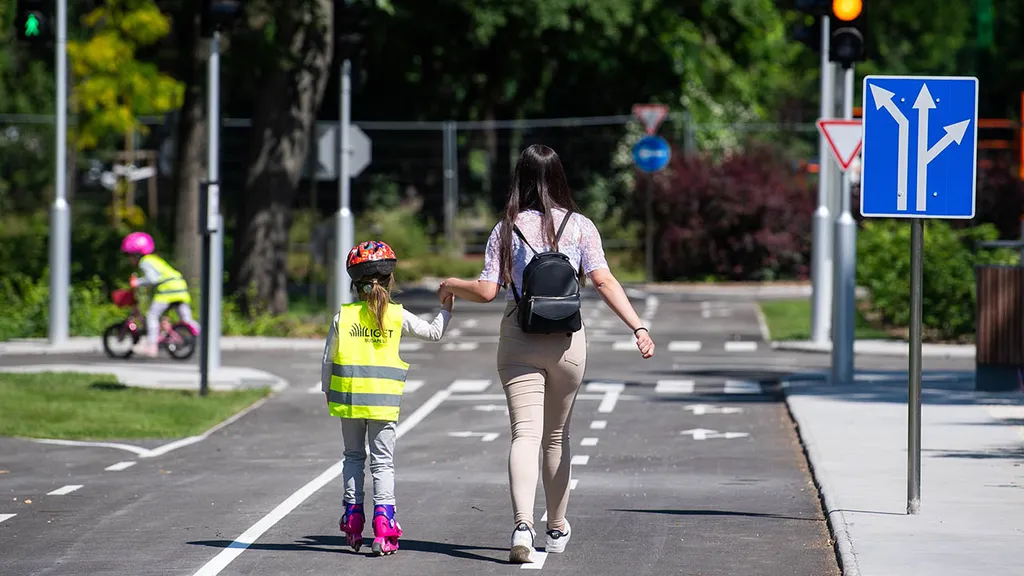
[172,0,206,283]
[233,0,334,315]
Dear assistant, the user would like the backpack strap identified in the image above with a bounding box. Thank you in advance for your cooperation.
[553,210,574,245]
[507,210,575,310]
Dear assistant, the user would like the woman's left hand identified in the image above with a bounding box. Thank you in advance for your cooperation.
[636,329,655,359]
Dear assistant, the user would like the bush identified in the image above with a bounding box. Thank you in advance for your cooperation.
[856,220,1017,342]
[0,273,125,341]
[647,144,815,281]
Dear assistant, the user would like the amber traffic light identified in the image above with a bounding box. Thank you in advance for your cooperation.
[829,0,866,67]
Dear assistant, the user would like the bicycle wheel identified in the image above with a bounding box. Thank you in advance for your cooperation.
[165,324,197,360]
[102,322,137,359]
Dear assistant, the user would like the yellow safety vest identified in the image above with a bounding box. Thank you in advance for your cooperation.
[328,302,409,421]
[140,254,191,305]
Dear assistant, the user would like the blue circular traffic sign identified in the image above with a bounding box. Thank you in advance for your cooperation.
[632,136,671,172]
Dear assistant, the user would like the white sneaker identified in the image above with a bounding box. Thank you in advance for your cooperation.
[545,519,571,553]
[509,522,536,563]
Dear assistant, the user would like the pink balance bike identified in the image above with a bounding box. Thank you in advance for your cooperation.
[102,287,199,360]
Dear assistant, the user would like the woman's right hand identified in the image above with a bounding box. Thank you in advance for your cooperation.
[635,328,655,359]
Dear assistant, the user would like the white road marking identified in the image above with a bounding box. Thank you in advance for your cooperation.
[462,318,478,329]
[668,341,702,352]
[442,342,479,352]
[585,382,626,393]
[449,379,491,393]
[724,380,762,394]
[473,404,507,413]
[48,485,83,496]
[612,340,636,351]
[655,380,695,394]
[540,511,547,522]
[598,391,622,413]
[307,382,322,394]
[580,437,599,446]
[450,393,615,402]
[701,308,732,319]
[521,551,548,570]
[570,479,578,490]
[724,341,758,352]
[590,420,607,430]
[191,389,451,576]
[754,304,772,341]
[0,514,16,524]
[680,429,749,440]
[684,404,743,415]
[570,455,589,465]
[403,380,424,393]
[448,431,500,442]
[105,461,136,471]
[400,342,424,352]
[35,439,150,456]
[448,328,463,338]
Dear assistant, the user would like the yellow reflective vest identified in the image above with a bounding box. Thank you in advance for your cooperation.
[140,254,191,305]
[328,301,409,421]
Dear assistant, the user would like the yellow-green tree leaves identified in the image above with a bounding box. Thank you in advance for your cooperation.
[67,0,183,151]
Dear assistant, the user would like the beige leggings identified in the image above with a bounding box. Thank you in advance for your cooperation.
[497,302,587,532]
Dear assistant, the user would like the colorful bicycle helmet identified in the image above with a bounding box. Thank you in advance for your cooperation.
[346,240,397,282]
[121,232,155,256]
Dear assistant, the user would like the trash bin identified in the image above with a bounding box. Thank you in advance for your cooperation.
[975,265,1024,392]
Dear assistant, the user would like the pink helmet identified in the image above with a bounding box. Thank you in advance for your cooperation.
[121,232,155,255]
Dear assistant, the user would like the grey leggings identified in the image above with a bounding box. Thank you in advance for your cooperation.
[146,301,194,342]
[341,418,398,506]
[498,302,587,532]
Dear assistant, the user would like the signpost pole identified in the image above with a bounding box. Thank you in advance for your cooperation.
[907,218,924,514]
[831,64,857,386]
[811,14,834,345]
[49,0,69,345]
[645,172,654,283]
[207,30,223,372]
[334,59,354,311]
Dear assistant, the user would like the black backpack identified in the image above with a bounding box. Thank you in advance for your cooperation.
[509,211,583,335]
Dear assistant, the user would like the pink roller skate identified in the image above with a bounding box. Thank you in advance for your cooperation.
[371,504,402,556]
[339,503,365,552]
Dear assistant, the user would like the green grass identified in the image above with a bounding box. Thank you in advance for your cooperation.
[0,373,271,440]
[759,299,892,341]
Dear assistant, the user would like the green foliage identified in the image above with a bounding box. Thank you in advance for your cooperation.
[67,0,184,150]
[857,220,1018,341]
[0,273,124,341]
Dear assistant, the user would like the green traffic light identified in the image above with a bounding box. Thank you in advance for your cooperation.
[25,13,40,37]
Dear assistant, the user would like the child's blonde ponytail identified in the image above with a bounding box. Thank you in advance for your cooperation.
[366,273,395,332]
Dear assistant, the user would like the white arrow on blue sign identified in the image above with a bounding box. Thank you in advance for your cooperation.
[633,135,671,173]
[861,75,978,219]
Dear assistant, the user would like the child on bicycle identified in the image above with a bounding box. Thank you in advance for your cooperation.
[321,240,453,556]
[120,232,196,358]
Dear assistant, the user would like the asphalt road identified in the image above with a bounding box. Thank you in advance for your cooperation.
[1,288,967,575]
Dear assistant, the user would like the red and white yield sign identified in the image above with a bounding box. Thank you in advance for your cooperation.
[817,118,863,172]
[633,104,669,135]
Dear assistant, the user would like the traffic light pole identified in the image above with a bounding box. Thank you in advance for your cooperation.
[810,14,834,345]
[831,63,857,386]
[333,59,354,311]
[48,0,69,345]
[207,30,223,372]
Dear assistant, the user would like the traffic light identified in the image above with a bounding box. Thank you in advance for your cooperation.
[829,0,866,68]
[15,0,51,42]
[791,0,829,53]
[201,0,243,38]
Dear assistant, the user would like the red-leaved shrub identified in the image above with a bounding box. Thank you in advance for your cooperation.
[646,144,815,281]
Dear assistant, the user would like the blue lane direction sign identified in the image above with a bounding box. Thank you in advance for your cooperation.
[861,75,978,219]
[633,136,671,173]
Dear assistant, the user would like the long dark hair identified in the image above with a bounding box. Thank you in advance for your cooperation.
[498,144,582,288]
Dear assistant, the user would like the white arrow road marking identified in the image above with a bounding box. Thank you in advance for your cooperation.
[680,428,718,440]
[925,119,971,164]
[472,404,507,412]
[0,514,17,524]
[448,431,500,442]
[684,404,744,415]
[870,84,911,210]
[105,461,136,471]
[913,84,936,211]
[48,485,83,496]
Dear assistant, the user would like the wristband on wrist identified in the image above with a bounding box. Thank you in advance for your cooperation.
[633,327,648,336]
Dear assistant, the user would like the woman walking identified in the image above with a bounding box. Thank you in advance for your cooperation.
[438,144,655,563]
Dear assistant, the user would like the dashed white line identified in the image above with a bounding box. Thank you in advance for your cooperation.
[105,461,136,471]
[590,420,607,430]
[462,318,478,329]
[441,342,479,352]
[570,479,579,490]
[724,380,763,394]
[668,340,702,352]
[403,380,424,393]
[655,380,695,394]
[48,485,83,496]
[0,514,16,524]
[580,437,599,446]
[521,551,548,570]
[724,341,758,352]
[400,342,424,352]
[191,389,451,576]
[589,382,625,413]
[448,379,491,392]
[570,455,590,466]
[612,340,636,351]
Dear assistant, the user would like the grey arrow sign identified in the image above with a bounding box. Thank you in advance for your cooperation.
[303,122,372,181]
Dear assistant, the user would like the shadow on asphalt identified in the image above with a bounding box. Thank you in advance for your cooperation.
[188,535,510,564]
[607,508,821,523]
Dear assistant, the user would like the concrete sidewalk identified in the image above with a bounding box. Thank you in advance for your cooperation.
[774,339,976,359]
[0,336,328,356]
[0,362,287,392]
[781,369,1024,576]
